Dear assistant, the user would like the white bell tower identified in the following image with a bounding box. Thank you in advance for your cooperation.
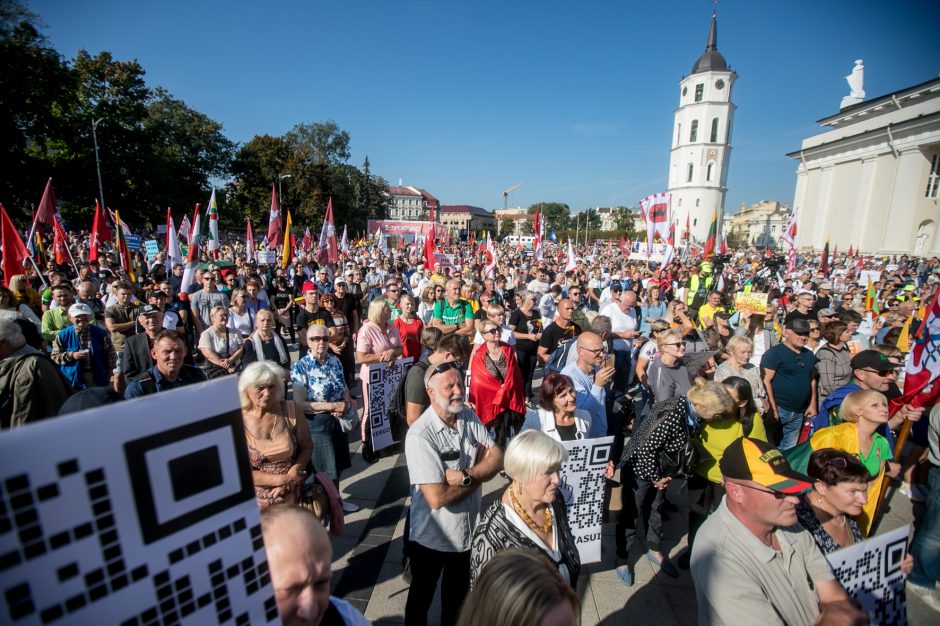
[667,11,737,245]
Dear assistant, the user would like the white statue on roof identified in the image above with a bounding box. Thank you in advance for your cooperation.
[840,59,865,109]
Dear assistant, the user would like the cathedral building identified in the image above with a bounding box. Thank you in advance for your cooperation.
[667,12,737,244]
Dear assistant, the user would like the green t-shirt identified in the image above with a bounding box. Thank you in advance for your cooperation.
[432,299,473,328]
[859,433,893,477]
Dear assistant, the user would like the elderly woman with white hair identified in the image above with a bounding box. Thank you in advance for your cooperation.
[469,429,580,588]
[240,361,313,509]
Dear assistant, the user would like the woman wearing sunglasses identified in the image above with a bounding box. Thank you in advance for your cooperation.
[645,328,691,406]
[469,319,526,449]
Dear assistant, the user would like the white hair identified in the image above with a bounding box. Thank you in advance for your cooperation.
[237,361,285,410]
[504,430,568,484]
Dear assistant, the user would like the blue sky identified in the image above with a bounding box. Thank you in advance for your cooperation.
[31,0,940,215]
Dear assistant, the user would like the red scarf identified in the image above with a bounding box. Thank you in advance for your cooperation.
[469,342,526,425]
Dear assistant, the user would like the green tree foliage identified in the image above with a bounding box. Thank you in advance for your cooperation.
[613,206,639,238]
[527,202,571,234]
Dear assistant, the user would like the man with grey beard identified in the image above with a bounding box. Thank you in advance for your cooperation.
[404,362,503,626]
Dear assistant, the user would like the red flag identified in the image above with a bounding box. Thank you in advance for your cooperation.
[820,238,830,276]
[618,235,631,255]
[245,219,255,263]
[429,204,436,243]
[52,216,69,264]
[317,197,339,264]
[1,204,31,286]
[89,200,111,262]
[34,178,57,226]
[302,227,312,251]
[424,231,437,268]
[889,290,940,414]
[266,185,281,249]
[848,244,854,257]
[684,213,690,241]
[719,235,727,255]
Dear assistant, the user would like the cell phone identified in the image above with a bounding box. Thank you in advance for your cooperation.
[605,355,615,370]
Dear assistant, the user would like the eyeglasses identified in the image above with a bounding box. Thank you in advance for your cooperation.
[860,368,897,378]
[664,342,685,349]
[307,336,329,342]
[578,346,605,355]
[426,360,466,382]
[731,481,791,499]
[483,328,500,335]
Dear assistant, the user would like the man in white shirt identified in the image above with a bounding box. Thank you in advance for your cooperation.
[600,289,639,392]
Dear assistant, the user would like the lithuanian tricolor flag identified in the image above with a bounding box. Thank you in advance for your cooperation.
[702,208,718,259]
[280,211,293,269]
[865,276,879,315]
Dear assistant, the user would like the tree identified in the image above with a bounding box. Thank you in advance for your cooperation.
[527,202,570,234]
[285,121,350,166]
[613,206,639,238]
[229,135,294,226]
[498,217,515,238]
[360,156,388,221]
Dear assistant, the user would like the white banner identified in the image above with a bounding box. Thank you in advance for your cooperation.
[361,357,413,451]
[558,436,614,564]
[255,250,277,265]
[628,241,669,262]
[826,524,910,626]
[0,378,277,624]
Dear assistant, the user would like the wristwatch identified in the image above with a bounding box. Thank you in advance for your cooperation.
[460,470,472,487]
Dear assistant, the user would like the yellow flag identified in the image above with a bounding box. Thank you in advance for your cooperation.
[896,313,914,352]
[281,211,292,269]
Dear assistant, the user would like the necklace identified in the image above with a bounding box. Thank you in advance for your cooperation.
[509,486,552,534]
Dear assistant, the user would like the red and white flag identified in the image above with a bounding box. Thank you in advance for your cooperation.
[166,208,182,267]
[317,197,339,265]
[302,227,312,251]
[178,214,192,244]
[89,200,111,262]
[618,234,631,255]
[662,222,676,267]
[639,192,671,255]
[564,239,577,272]
[180,204,202,294]
[533,207,544,260]
[484,233,499,277]
[266,185,281,250]
[245,220,255,263]
[51,216,70,265]
[1,204,31,286]
[779,210,798,250]
[890,290,940,413]
[719,235,728,255]
[341,225,349,254]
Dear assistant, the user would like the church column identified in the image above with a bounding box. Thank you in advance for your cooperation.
[853,157,879,253]
[812,165,834,249]
[882,148,924,253]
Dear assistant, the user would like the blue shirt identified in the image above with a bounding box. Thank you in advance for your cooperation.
[561,361,607,437]
[124,364,208,398]
[291,354,346,406]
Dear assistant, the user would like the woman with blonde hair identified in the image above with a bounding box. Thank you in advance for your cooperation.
[645,327,690,404]
[240,361,313,509]
[459,548,580,626]
[639,285,667,335]
[417,284,437,324]
[227,288,254,338]
[8,274,41,314]
[470,430,580,587]
[355,298,402,366]
[199,305,244,378]
[714,334,769,412]
[796,389,898,535]
[616,378,732,585]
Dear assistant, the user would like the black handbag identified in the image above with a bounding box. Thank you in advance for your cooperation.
[657,410,700,478]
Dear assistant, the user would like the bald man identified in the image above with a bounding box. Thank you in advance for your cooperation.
[261,505,369,626]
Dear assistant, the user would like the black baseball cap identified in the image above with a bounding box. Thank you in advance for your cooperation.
[850,350,898,372]
[139,304,161,316]
[786,318,812,335]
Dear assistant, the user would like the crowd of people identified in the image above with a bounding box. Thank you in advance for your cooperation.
[2,226,940,625]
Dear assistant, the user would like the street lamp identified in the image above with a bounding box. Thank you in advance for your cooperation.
[91,117,106,210]
[278,174,292,205]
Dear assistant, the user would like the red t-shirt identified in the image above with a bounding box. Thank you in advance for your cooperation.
[393,316,424,360]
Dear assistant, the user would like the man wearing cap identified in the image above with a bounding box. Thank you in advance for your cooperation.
[122,305,165,380]
[691,437,863,626]
[294,282,335,359]
[813,282,833,313]
[50,303,117,391]
[816,350,923,437]
[760,318,818,450]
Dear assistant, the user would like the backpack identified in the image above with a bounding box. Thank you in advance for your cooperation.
[544,336,577,376]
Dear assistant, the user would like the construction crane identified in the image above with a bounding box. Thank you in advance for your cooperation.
[501,181,525,209]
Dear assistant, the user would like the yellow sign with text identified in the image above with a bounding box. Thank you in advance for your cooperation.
[735,292,769,315]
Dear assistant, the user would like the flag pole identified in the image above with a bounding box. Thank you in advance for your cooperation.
[58,218,81,277]
[25,255,48,289]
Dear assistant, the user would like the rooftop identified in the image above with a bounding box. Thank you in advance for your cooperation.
[440,205,493,217]
[691,13,729,75]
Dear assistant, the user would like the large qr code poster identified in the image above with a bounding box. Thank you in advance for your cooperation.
[0,378,280,625]
[558,437,613,564]
[361,358,413,452]
[826,524,910,626]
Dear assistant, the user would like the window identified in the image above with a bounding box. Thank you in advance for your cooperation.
[927,154,940,198]
[710,118,719,142]
[694,218,698,226]
[676,123,682,146]
[690,120,699,142]
[695,84,703,102]
[706,162,714,182]
[695,199,700,207]
[687,164,694,182]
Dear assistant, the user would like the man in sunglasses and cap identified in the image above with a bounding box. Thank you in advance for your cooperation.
[761,318,819,450]
[692,437,863,626]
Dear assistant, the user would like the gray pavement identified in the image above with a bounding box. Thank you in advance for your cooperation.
[326,435,936,625]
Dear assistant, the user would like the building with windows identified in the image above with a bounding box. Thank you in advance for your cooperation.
[666,12,737,244]
[494,206,530,235]
[440,205,496,240]
[788,73,940,256]
[726,200,792,248]
[386,185,440,221]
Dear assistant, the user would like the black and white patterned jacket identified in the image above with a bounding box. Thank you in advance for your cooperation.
[620,396,694,482]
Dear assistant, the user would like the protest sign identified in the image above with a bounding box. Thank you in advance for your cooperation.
[125,235,141,252]
[144,239,160,260]
[255,250,276,265]
[0,378,278,624]
[558,436,613,564]
[361,357,413,451]
[628,241,669,263]
[826,524,909,626]
[858,270,882,286]
[734,291,769,315]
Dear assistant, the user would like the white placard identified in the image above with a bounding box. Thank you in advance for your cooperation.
[0,378,279,625]
[858,270,882,286]
[558,436,613,564]
[826,524,910,626]
[255,251,277,265]
[361,357,413,451]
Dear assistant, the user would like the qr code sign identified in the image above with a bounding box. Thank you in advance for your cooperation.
[826,524,910,626]
[0,378,279,625]
[559,437,613,564]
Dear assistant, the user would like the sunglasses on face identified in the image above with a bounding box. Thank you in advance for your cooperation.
[860,368,897,378]
[732,481,791,500]
[483,328,500,335]
[307,336,329,342]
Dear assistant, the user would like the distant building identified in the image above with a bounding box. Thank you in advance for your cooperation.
[386,185,440,221]
[788,71,940,256]
[726,200,792,248]
[594,207,618,232]
[440,205,496,240]
[495,207,531,237]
